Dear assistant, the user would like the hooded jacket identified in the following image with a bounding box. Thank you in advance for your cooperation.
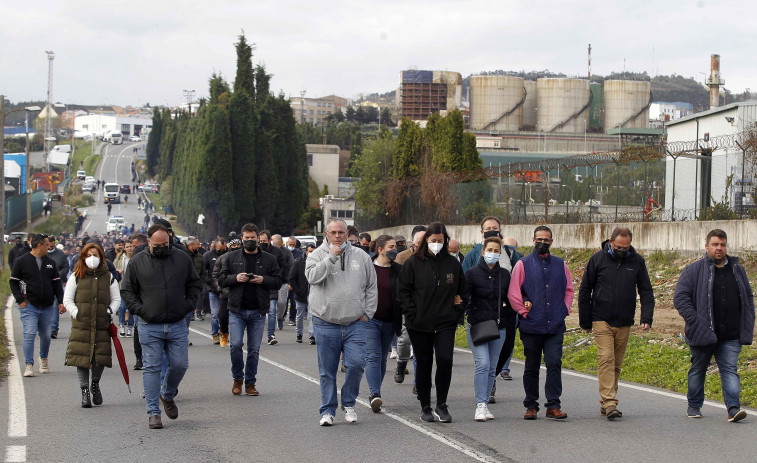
[578,240,654,329]
[674,254,755,347]
[305,241,378,325]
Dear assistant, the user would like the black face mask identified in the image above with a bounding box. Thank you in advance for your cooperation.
[613,248,629,261]
[243,240,258,252]
[534,242,551,255]
[386,249,399,261]
[483,230,501,240]
[395,245,407,253]
[216,248,227,255]
[152,245,169,258]
[259,242,270,251]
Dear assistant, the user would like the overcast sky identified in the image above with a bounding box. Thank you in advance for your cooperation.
[1,0,754,107]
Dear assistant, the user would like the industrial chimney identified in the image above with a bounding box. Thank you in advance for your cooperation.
[705,54,725,109]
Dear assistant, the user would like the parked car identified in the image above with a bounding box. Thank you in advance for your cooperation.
[81,183,96,193]
[120,185,132,194]
[6,232,27,244]
[138,183,160,193]
[85,176,96,185]
[77,170,86,180]
[129,135,141,142]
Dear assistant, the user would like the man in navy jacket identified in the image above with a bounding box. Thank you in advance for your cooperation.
[674,229,754,422]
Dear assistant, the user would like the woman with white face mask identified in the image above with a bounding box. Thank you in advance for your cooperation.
[62,243,121,408]
[397,222,467,424]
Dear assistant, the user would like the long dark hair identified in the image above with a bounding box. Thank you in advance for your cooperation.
[369,235,395,259]
[413,222,449,260]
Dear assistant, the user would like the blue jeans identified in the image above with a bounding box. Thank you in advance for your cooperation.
[267,299,278,337]
[467,324,506,404]
[51,296,60,332]
[688,339,742,413]
[138,319,189,416]
[520,331,564,411]
[312,316,366,416]
[19,303,55,364]
[295,300,312,337]
[208,292,220,336]
[118,300,134,327]
[365,318,395,397]
[229,310,266,384]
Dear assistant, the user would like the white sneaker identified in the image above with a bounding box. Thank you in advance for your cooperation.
[343,406,357,423]
[319,414,334,426]
[389,347,398,359]
[484,404,494,420]
[475,403,487,422]
[24,364,34,377]
[38,358,49,374]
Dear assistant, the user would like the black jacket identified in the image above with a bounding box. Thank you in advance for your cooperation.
[203,249,225,293]
[218,249,282,315]
[105,248,117,263]
[120,247,202,324]
[397,250,468,333]
[289,257,310,303]
[578,240,655,329]
[10,252,64,308]
[8,243,29,271]
[47,248,70,280]
[373,259,404,336]
[263,244,287,299]
[465,258,512,329]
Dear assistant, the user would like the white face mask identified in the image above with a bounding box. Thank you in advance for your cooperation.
[287,246,295,251]
[85,256,100,270]
[428,242,443,255]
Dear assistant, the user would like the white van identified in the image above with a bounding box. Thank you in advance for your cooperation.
[104,183,120,203]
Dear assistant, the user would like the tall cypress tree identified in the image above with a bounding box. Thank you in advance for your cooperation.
[234,34,256,97]
[145,107,162,176]
[229,90,256,223]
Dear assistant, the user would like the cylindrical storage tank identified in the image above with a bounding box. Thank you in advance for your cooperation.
[603,80,651,129]
[469,75,525,131]
[522,80,537,129]
[536,78,591,133]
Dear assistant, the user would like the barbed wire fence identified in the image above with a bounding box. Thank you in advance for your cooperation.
[356,130,757,230]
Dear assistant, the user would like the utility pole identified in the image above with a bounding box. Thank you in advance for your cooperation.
[45,51,55,171]
[26,111,32,233]
[183,89,195,117]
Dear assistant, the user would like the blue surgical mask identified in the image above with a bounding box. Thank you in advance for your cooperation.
[339,242,347,250]
[483,252,500,265]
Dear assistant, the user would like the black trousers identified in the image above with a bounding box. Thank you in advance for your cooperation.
[407,327,456,408]
[133,322,142,360]
[219,297,229,334]
[495,311,518,375]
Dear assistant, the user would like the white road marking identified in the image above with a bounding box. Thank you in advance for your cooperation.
[5,297,27,438]
[189,327,501,463]
[4,445,25,463]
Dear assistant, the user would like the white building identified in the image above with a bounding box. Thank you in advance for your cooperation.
[320,196,356,227]
[649,102,693,123]
[664,101,757,220]
[307,144,340,197]
[74,114,152,138]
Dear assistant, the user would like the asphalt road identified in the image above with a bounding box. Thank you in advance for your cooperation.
[1,299,756,463]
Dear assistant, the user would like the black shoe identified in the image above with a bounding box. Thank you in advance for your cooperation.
[91,382,103,406]
[434,403,452,423]
[296,335,303,343]
[394,361,407,383]
[421,406,435,422]
[369,394,383,413]
[50,330,58,339]
[134,358,143,370]
[489,381,496,404]
[81,387,92,408]
[309,336,316,345]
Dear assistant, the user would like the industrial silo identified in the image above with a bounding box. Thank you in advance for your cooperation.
[522,80,537,130]
[603,80,651,130]
[536,78,591,133]
[469,75,525,131]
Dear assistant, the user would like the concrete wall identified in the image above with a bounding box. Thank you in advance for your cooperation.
[366,220,757,253]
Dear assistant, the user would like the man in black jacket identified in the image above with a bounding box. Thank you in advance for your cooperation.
[9,234,65,377]
[46,238,70,339]
[218,223,282,397]
[259,230,286,344]
[8,236,29,270]
[121,224,202,430]
[578,227,654,420]
[203,238,227,344]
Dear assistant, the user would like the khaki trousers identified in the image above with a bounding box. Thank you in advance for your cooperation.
[593,321,631,407]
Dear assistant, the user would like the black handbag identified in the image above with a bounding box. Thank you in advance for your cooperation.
[469,269,502,347]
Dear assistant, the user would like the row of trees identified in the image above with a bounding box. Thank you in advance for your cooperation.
[146,34,309,238]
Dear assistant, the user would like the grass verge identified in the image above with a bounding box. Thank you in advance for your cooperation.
[32,209,77,235]
[0,249,12,377]
[83,154,100,176]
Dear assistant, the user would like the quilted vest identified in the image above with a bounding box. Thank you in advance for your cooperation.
[518,250,568,335]
[65,269,113,369]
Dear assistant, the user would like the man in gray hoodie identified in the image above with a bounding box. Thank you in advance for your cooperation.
[306,219,377,427]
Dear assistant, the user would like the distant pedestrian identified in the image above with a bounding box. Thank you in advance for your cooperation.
[306,218,377,426]
[62,243,121,408]
[203,239,228,344]
[578,227,654,420]
[674,229,754,422]
[508,225,573,421]
[289,244,316,344]
[9,236,29,270]
[47,236,70,339]
[144,213,150,229]
[9,234,65,377]
[272,234,294,333]
[121,224,202,429]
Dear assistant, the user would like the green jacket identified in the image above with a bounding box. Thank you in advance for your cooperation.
[65,268,114,369]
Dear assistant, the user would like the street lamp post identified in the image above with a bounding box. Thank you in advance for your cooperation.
[561,184,573,223]
[24,106,42,234]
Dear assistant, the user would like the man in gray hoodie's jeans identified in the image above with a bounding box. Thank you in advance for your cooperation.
[306,219,377,427]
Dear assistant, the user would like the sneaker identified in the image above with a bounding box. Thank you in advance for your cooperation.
[126,328,133,337]
[309,336,316,345]
[38,358,49,374]
[687,407,702,418]
[475,403,488,422]
[389,347,398,359]
[268,335,278,345]
[370,394,383,413]
[134,358,143,370]
[50,329,58,339]
[288,320,296,326]
[24,364,34,377]
[220,332,229,348]
[212,334,220,345]
[232,379,243,396]
[499,371,512,381]
[421,406,435,422]
[245,383,259,396]
[119,325,126,337]
[394,362,407,383]
[546,408,567,420]
[728,409,747,422]
[433,403,452,423]
[296,335,303,343]
[606,405,622,420]
[489,381,496,404]
[343,406,357,423]
[319,414,334,426]
[484,404,494,420]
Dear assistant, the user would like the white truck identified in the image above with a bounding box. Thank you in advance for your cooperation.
[104,183,120,203]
